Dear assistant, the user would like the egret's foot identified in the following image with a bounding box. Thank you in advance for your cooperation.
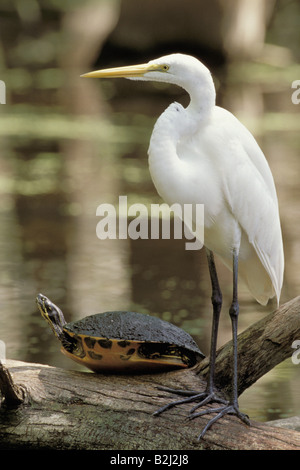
[153,387,250,440]
[190,403,250,440]
[153,387,227,417]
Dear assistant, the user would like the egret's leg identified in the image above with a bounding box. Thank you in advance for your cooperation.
[153,249,227,416]
[190,249,250,439]
[188,248,227,409]
[154,249,251,440]
[229,248,239,408]
[204,248,222,396]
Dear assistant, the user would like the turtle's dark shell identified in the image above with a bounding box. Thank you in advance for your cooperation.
[61,311,204,373]
[65,311,199,353]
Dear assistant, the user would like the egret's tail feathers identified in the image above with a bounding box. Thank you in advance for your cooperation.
[251,240,283,307]
[218,244,283,307]
[237,259,275,306]
[237,260,282,307]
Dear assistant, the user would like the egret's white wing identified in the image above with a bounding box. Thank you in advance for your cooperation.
[218,109,284,304]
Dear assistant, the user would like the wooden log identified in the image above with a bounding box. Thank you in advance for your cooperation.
[0,359,299,450]
[1,297,300,450]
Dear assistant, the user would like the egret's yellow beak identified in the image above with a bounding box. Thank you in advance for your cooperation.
[81,62,161,79]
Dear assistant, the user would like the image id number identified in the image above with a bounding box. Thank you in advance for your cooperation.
[154,454,188,466]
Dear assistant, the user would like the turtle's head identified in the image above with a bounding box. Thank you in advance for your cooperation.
[36,293,66,339]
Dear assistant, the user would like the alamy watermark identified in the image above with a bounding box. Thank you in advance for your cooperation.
[291,80,300,105]
[96,196,204,250]
[0,340,6,364]
[0,80,6,104]
[291,340,300,365]
[290,83,300,362]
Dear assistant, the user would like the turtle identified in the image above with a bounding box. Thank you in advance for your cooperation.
[36,293,204,373]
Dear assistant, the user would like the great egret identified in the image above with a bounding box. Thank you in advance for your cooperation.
[81,53,284,439]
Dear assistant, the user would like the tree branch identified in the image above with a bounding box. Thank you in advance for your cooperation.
[197,296,300,396]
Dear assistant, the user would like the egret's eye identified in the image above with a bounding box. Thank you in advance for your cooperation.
[162,65,169,72]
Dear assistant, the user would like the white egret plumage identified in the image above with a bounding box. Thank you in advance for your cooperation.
[81,54,284,439]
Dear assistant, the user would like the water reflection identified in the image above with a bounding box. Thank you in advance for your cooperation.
[1,64,300,423]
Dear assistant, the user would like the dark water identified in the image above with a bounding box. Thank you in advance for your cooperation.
[1,64,300,424]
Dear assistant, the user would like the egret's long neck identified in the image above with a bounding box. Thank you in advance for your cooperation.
[186,68,216,123]
[148,74,215,203]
